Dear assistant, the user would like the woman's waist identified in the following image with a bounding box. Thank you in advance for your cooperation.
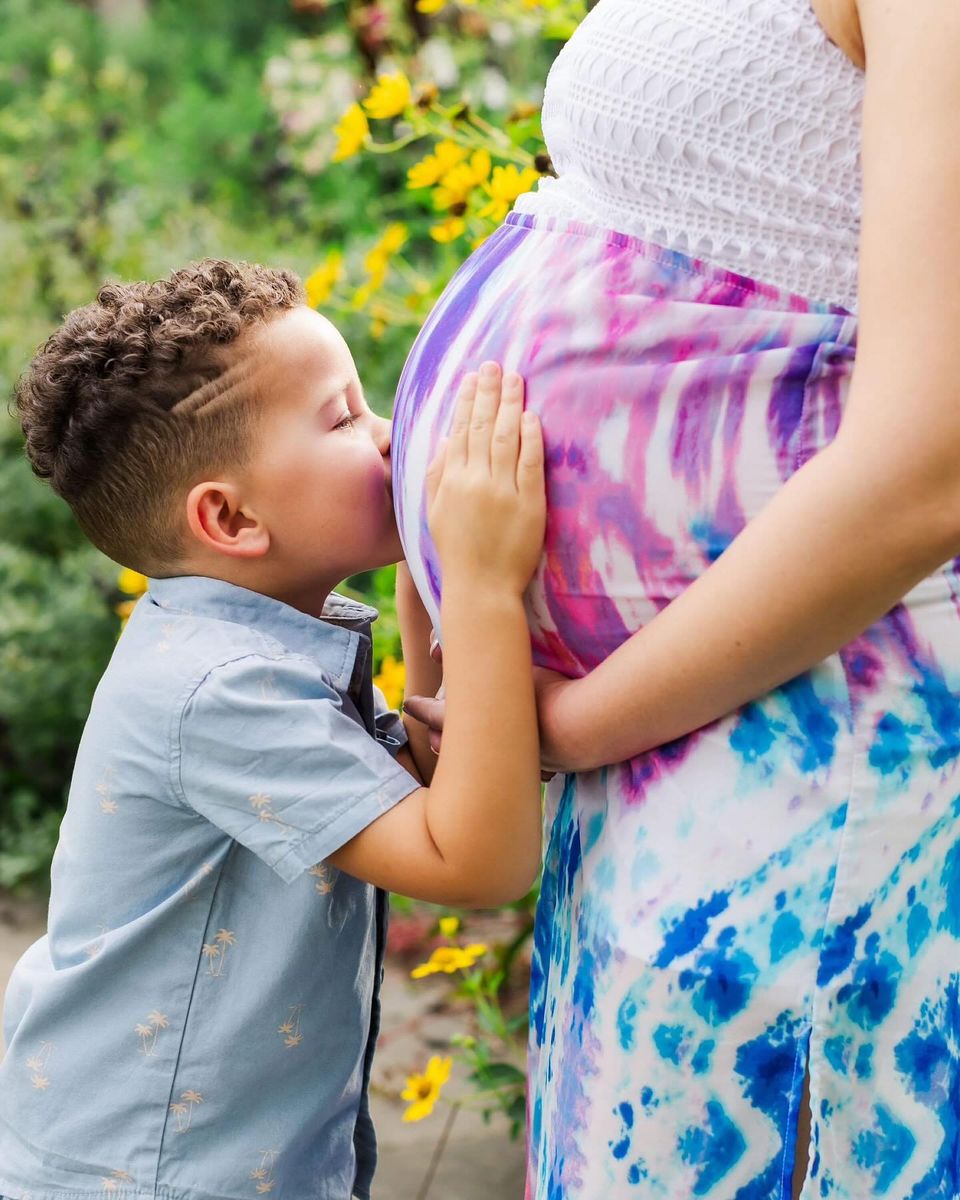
[511,176,860,314]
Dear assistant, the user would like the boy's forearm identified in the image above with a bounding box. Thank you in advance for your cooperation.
[396,563,442,783]
[424,585,541,904]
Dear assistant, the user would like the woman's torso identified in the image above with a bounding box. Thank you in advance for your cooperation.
[514,0,865,310]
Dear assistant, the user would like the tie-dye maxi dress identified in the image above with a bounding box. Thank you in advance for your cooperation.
[392,212,960,1200]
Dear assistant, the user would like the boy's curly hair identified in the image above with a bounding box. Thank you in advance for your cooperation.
[15,259,304,575]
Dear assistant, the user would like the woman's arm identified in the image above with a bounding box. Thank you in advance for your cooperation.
[538,0,960,772]
[396,561,443,783]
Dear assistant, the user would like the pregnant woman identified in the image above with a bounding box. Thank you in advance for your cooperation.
[394,1,960,1196]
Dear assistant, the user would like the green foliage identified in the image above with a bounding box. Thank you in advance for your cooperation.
[0,0,393,888]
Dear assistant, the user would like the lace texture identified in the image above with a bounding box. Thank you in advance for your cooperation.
[514,0,864,310]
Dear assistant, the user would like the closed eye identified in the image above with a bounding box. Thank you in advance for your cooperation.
[333,412,356,431]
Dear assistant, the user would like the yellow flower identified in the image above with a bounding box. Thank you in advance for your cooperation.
[118,568,148,597]
[438,916,460,937]
[478,164,540,222]
[430,216,466,243]
[116,567,148,626]
[401,1055,451,1122]
[305,251,343,308]
[434,150,492,210]
[410,942,488,978]
[407,140,467,190]
[352,282,374,311]
[363,222,408,288]
[332,103,369,162]
[415,0,446,12]
[363,72,412,120]
[374,655,406,709]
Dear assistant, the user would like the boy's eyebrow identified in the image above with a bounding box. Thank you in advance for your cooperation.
[319,378,352,408]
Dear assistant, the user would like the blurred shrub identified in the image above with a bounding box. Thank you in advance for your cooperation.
[0,0,394,888]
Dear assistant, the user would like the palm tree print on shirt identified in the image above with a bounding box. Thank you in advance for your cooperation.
[277,1004,304,1048]
[202,929,236,976]
[134,1010,169,1056]
[308,863,337,895]
[249,793,291,834]
[96,767,118,814]
[170,1089,204,1133]
[101,1170,134,1194]
[24,1040,53,1090]
[250,1149,279,1194]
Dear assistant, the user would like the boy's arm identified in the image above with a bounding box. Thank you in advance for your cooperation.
[395,561,442,784]
[328,366,545,907]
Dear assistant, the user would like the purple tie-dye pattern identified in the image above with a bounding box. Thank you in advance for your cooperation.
[392,213,960,1198]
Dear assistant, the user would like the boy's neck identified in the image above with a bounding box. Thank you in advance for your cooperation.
[172,556,335,620]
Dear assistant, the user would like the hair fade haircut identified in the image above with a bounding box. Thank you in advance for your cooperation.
[14,259,305,575]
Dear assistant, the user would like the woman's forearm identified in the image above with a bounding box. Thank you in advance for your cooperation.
[549,433,960,770]
[396,562,443,783]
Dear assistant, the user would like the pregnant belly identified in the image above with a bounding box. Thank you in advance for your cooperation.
[392,214,857,677]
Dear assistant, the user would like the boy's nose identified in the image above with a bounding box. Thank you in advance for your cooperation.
[373,415,392,456]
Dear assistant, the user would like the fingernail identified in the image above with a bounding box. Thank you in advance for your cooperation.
[480,362,499,379]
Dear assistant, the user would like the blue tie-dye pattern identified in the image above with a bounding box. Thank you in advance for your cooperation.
[729,703,777,763]
[692,1039,716,1075]
[852,1106,917,1194]
[678,1100,747,1195]
[823,1035,851,1076]
[938,841,960,938]
[683,931,759,1026]
[893,977,960,1200]
[653,1023,685,1065]
[781,674,840,772]
[837,933,901,1030]
[907,903,932,957]
[732,1012,805,1200]
[771,910,804,963]
[868,713,913,777]
[817,905,872,986]
[655,891,731,968]
[855,1043,874,1080]
[690,517,735,565]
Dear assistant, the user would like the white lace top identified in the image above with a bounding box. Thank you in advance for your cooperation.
[514,0,865,310]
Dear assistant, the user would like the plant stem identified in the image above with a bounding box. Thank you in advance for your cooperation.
[415,1101,460,1200]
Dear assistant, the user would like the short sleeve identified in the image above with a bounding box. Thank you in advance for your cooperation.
[174,653,420,882]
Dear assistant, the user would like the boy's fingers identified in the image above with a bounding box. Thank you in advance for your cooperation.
[490,371,524,482]
[425,437,448,508]
[447,373,477,468]
[517,410,544,490]
[467,361,502,467]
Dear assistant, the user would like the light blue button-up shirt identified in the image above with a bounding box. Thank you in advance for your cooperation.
[0,576,419,1200]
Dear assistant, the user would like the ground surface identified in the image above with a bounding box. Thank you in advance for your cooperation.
[0,896,526,1200]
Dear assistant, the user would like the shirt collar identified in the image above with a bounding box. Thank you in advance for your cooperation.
[146,575,379,685]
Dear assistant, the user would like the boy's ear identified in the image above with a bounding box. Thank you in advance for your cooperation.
[185,481,270,559]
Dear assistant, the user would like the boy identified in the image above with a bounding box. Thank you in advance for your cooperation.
[0,259,545,1200]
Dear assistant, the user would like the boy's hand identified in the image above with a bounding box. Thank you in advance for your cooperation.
[426,363,545,596]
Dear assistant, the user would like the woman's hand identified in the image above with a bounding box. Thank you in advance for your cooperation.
[533,668,585,775]
[405,643,560,781]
